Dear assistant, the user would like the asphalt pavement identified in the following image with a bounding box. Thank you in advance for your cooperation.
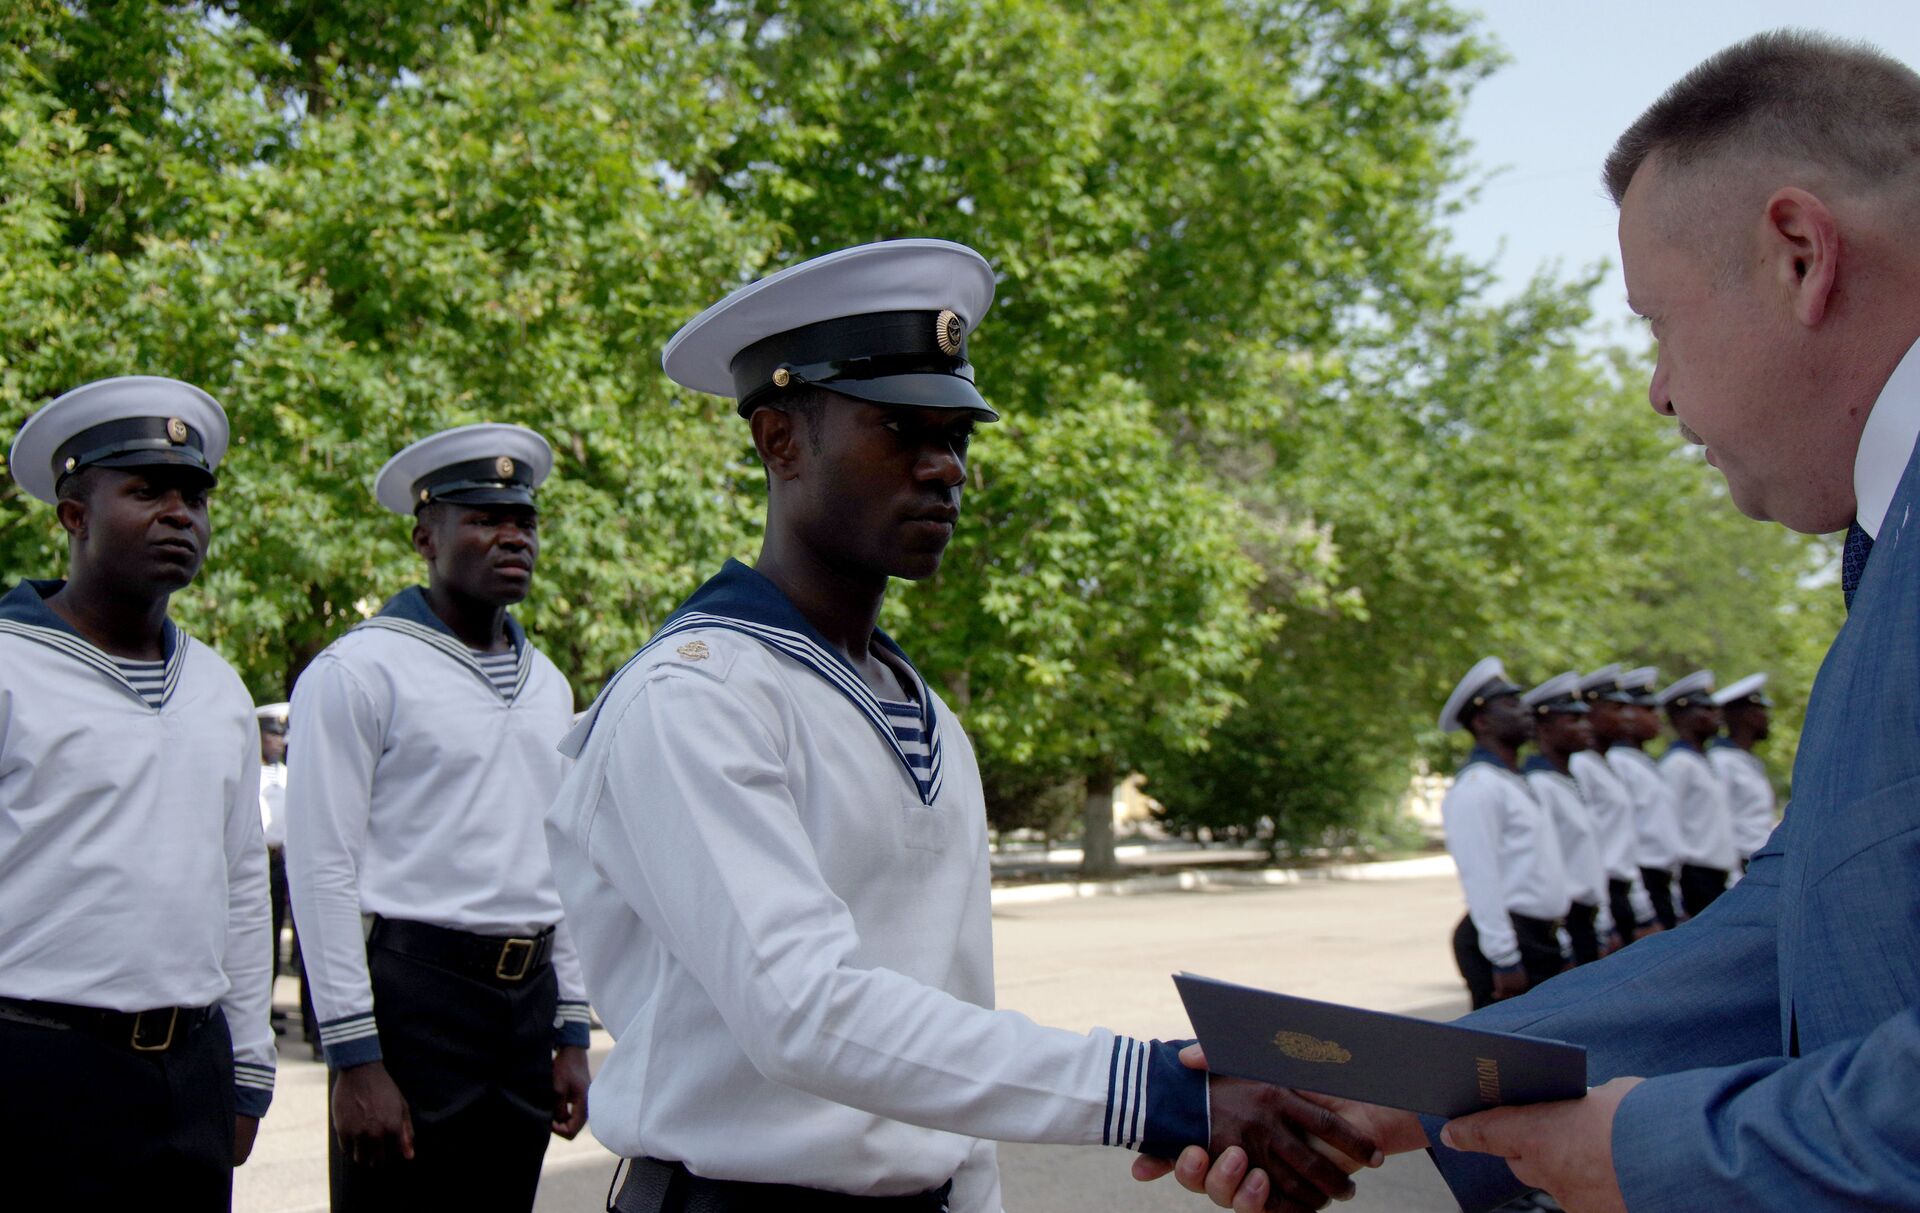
[240,873,1474,1212]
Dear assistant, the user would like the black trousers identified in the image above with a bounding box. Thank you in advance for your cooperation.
[268,846,290,979]
[1680,864,1729,918]
[1454,913,1563,1011]
[1640,866,1679,930]
[612,1157,954,1213]
[328,939,558,1212]
[1607,878,1640,947]
[1565,902,1602,966]
[0,1005,234,1209]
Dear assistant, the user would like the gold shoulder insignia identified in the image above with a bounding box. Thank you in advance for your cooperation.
[1272,1030,1351,1064]
[676,640,711,662]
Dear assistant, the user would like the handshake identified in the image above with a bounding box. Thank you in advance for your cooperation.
[1132,1044,1642,1213]
[1127,1043,1408,1213]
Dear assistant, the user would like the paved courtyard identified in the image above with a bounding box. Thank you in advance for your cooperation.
[238,875,1474,1212]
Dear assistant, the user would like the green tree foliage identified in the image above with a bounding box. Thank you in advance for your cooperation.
[0,0,1834,853]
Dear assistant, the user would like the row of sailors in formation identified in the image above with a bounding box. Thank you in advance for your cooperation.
[6,241,1335,1213]
[1437,658,1779,1011]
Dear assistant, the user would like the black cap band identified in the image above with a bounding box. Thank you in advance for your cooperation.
[730,309,988,418]
[411,456,537,510]
[52,416,213,489]
[1533,694,1590,716]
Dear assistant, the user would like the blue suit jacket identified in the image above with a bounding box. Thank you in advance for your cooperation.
[1428,444,1920,1210]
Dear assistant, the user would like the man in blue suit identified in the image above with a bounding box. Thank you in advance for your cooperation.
[1139,28,1920,1213]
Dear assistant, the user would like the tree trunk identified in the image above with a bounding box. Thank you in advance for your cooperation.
[1080,768,1120,878]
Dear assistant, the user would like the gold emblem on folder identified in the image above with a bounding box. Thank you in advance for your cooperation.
[676,640,711,662]
[1272,1031,1352,1065]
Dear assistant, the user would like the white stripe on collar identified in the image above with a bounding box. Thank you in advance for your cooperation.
[0,619,193,711]
[569,611,944,806]
[350,617,533,703]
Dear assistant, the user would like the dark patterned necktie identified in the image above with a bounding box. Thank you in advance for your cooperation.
[1842,520,1874,610]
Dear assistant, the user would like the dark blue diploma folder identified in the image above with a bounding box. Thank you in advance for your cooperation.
[1174,973,1587,1118]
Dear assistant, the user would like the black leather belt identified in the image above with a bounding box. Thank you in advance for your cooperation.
[0,995,214,1053]
[368,916,554,985]
[610,1158,953,1213]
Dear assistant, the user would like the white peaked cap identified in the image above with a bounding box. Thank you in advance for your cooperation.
[1656,669,1716,710]
[10,376,229,505]
[373,423,554,517]
[1439,656,1521,734]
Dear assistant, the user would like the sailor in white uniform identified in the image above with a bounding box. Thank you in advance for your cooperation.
[1656,670,1738,917]
[257,701,293,1030]
[1605,665,1686,930]
[1709,673,1778,870]
[1570,666,1657,947]
[1437,658,1570,1010]
[1520,674,1612,966]
[0,377,274,1207]
[545,240,1376,1213]
[285,424,591,1211]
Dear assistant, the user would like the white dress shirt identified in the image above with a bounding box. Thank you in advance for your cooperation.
[1440,751,1570,970]
[546,562,1209,1212]
[1660,743,1739,871]
[1607,746,1685,872]
[258,760,288,848]
[1569,749,1653,923]
[1709,741,1777,859]
[0,580,275,1115]
[1525,759,1612,935]
[285,588,589,1067]
[1852,335,1920,539]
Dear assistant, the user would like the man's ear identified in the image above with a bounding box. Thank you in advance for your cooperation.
[411,516,437,562]
[55,497,87,542]
[750,406,806,482]
[1763,187,1840,327]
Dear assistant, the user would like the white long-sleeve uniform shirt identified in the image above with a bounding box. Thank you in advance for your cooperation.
[1440,751,1570,970]
[259,760,288,848]
[1660,742,1739,871]
[1606,745,1685,872]
[1523,759,1612,936]
[1708,741,1777,859]
[0,579,275,1115]
[285,587,589,1067]
[1568,749,1653,925]
[546,561,1208,1212]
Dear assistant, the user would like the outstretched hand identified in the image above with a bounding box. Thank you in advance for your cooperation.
[1130,1044,1385,1212]
[1439,1076,1642,1213]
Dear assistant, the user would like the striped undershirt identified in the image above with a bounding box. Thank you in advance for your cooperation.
[470,647,519,697]
[111,655,168,709]
[879,698,934,801]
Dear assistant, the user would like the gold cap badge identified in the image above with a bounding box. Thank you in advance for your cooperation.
[165,417,188,444]
[495,456,515,479]
[419,488,431,503]
[64,456,76,472]
[676,640,711,662]
[935,309,965,357]
[772,367,792,389]
[1272,1031,1351,1064]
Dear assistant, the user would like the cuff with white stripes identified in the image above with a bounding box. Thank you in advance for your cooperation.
[317,1011,384,1069]
[233,1062,276,1118]
[554,1000,593,1049]
[1103,1036,1211,1159]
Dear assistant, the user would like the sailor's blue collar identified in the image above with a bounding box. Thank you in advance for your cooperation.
[578,559,944,805]
[1461,745,1520,775]
[1522,754,1565,776]
[1668,738,1703,756]
[0,578,179,658]
[667,558,921,683]
[376,586,524,653]
[1708,736,1737,750]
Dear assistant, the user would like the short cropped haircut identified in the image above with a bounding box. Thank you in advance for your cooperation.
[1604,29,1920,205]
